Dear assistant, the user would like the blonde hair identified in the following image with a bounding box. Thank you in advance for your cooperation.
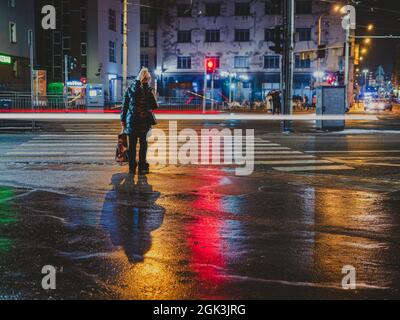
[137,67,151,83]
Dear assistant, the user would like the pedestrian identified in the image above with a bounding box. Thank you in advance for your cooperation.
[303,95,309,110]
[266,91,273,113]
[272,90,281,115]
[121,67,159,175]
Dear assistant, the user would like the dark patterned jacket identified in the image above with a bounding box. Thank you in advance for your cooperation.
[120,81,158,135]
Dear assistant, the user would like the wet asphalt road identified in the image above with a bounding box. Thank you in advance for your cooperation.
[0,116,400,300]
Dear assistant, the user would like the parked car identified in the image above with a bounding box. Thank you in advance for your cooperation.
[364,99,392,112]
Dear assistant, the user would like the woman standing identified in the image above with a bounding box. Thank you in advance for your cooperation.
[121,68,158,175]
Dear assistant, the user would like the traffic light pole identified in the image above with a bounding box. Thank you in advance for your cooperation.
[282,0,294,133]
[122,0,128,91]
[28,30,35,130]
[203,64,207,113]
[211,73,214,111]
[64,54,69,110]
[344,22,350,110]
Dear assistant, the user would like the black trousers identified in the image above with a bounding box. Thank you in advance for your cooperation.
[128,132,148,168]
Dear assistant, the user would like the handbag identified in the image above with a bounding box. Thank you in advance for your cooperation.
[115,133,128,165]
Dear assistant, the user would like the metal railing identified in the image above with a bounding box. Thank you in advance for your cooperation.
[0,92,228,112]
[0,92,86,112]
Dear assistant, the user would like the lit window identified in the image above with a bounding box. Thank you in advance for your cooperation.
[234,56,249,69]
[9,22,17,43]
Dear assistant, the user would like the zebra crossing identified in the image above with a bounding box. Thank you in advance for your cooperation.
[5,121,400,172]
[2,131,357,173]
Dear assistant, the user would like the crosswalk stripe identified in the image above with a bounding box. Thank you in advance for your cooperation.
[305,150,400,154]
[256,160,332,165]
[273,165,354,172]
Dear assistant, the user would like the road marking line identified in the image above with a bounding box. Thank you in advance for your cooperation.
[323,157,400,168]
[256,160,332,165]
[273,165,354,172]
[305,150,400,154]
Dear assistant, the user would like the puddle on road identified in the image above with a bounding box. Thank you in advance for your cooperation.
[0,170,399,299]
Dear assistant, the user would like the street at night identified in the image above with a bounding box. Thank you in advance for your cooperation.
[2,0,400,309]
[1,116,400,300]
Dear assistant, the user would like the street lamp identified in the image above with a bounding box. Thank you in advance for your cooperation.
[367,24,374,31]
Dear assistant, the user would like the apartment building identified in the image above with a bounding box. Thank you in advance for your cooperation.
[34,0,141,101]
[0,0,34,92]
[156,0,352,101]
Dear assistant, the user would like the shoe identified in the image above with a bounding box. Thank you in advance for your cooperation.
[138,162,150,175]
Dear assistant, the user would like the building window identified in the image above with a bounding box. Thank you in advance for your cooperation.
[177,4,191,17]
[265,0,281,15]
[296,28,311,41]
[141,6,151,24]
[108,9,116,31]
[296,0,312,14]
[235,2,250,16]
[80,7,87,20]
[8,0,16,8]
[9,22,17,43]
[205,30,220,42]
[177,30,192,43]
[234,56,249,69]
[205,3,221,17]
[235,29,250,42]
[177,56,191,69]
[264,28,276,41]
[140,54,149,68]
[295,55,311,68]
[81,43,87,56]
[109,41,116,63]
[264,55,280,69]
[140,31,149,47]
[63,37,71,50]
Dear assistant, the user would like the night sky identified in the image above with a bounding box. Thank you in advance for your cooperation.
[356,0,400,76]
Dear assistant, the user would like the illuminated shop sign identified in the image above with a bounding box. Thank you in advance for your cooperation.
[0,54,12,64]
[66,80,84,87]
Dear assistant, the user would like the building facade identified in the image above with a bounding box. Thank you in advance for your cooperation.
[0,0,34,92]
[35,0,141,101]
[156,0,352,102]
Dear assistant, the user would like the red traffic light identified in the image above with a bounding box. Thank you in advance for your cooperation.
[205,58,217,74]
[80,77,87,84]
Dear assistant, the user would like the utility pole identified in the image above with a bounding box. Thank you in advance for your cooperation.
[123,0,128,91]
[203,63,207,113]
[211,73,214,111]
[28,30,35,129]
[344,17,350,110]
[64,54,69,109]
[229,74,232,103]
[282,0,294,133]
